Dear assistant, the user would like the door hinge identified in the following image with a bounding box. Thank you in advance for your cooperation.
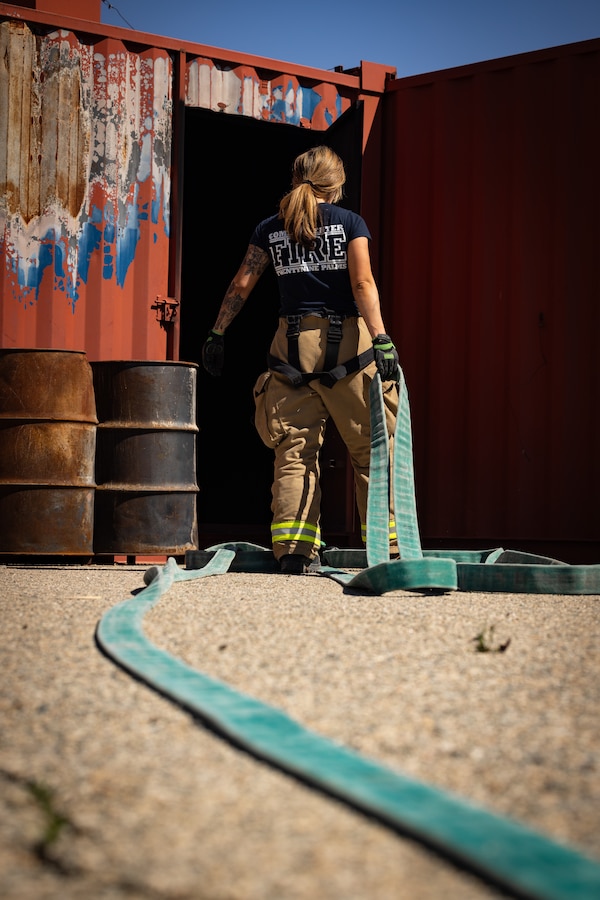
[151,296,179,324]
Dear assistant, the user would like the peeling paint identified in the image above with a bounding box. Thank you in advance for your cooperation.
[185,57,351,128]
[0,21,173,310]
[1,20,349,316]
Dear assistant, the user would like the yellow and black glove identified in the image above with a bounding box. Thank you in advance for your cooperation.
[372,334,399,381]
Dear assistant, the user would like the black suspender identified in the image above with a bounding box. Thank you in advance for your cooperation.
[269,312,375,389]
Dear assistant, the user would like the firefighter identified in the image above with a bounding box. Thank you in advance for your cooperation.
[202,146,399,574]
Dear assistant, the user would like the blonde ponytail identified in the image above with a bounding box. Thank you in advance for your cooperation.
[279,146,346,248]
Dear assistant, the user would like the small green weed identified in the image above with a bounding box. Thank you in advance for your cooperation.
[472,624,511,653]
[26,779,72,861]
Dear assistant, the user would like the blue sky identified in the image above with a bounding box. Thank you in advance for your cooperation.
[100,0,600,78]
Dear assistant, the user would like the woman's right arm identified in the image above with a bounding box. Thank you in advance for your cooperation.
[201,244,270,377]
[212,244,270,334]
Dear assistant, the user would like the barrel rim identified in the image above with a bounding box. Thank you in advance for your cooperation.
[95,484,199,492]
[0,348,89,355]
[95,421,198,431]
[90,360,199,368]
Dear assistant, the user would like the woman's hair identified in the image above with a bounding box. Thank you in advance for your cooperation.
[279,146,346,248]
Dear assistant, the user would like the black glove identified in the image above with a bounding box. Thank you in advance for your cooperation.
[372,334,399,381]
[202,330,225,377]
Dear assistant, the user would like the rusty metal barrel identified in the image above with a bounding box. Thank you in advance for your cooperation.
[92,361,199,555]
[0,349,97,555]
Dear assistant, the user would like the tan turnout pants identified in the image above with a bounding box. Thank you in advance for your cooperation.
[253,315,398,560]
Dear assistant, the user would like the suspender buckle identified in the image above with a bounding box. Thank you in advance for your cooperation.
[327,314,344,343]
[285,315,302,338]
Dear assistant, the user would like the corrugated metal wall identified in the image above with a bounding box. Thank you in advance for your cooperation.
[381,41,600,560]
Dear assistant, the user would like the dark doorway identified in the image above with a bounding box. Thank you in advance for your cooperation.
[180,104,363,547]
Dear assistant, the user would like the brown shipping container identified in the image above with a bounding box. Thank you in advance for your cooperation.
[1,1,598,561]
[381,43,600,562]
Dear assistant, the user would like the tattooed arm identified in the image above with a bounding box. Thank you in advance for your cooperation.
[212,244,270,333]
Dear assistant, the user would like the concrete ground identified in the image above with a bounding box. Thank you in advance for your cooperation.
[1,560,599,899]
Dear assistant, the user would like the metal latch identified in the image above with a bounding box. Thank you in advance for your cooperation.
[151,296,179,323]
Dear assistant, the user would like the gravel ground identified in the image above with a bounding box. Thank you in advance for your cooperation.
[1,561,599,900]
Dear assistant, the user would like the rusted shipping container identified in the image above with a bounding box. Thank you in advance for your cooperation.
[1,0,598,560]
[0,2,366,363]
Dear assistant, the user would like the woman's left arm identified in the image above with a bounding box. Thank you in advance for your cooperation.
[348,236,399,380]
[347,237,388,337]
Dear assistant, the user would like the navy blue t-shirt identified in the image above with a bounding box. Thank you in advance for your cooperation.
[250,203,371,317]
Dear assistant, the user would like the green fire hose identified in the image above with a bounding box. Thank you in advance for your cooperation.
[96,369,600,899]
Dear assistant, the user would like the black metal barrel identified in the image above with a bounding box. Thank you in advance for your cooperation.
[92,361,199,555]
[0,349,97,555]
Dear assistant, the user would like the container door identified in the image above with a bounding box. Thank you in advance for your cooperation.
[0,23,172,361]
